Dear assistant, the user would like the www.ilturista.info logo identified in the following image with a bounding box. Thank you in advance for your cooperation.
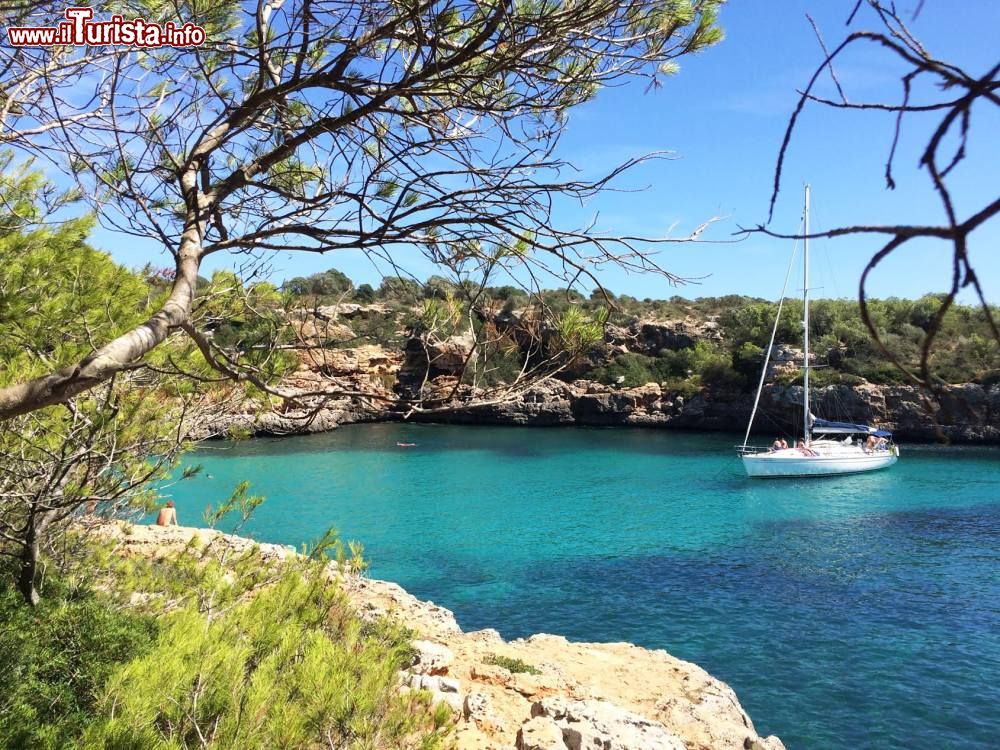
[7,7,206,48]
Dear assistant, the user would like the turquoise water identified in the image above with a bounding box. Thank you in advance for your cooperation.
[166,425,1000,749]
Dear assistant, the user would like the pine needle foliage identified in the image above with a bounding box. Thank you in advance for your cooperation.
[83,537,449,749]
[1,536,451,750]
[0,576,158,750]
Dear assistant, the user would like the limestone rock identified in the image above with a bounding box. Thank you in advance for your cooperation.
[766,344,815,379]
[405,673,463,713]
[471,663,513,686]
[509,672,558,699]
[633,320,697,354]
[464,692,503,733]
[406,333,476,375]
[406,673,460,694]
[529,697,686,750]
[434,691,464,713]
[411,639,455,675]
[466,628,504,644]
[516,716,565,750]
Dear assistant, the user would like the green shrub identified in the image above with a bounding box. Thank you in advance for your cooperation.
[282,267,353,298]
[589,352,658,387]
[483,653,541,675]
[733,341,765,380]
[464,347,529,388]
[354,283,377,303]
[0,578,158,749]
[700,361,746,390]
[660,377,702,398]
[226,423,254,440]
[1,534,449,750]
[84,565,447,749]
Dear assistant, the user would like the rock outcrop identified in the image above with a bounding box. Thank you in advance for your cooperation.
[400,378,999,443]
[190,304,1000,444]
[520,697,687,750]
[192,344,1000,443]
[91,522,785,750]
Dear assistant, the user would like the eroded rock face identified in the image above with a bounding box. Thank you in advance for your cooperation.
[189,298,999,443]
[193,353,1000,443]
[188,344,401,439]
[600,317,726,359]
[403,333,477,376]
[631,321,696,355]
[525,697,687,750]
[518,716,566,750]
[410,639,455,676]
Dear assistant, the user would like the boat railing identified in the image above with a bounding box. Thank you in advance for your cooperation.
[735,445,774,456]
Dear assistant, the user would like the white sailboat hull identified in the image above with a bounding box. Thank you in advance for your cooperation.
[742,449,898,478]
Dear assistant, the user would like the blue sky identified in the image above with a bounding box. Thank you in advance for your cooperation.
[94,0,1000,303]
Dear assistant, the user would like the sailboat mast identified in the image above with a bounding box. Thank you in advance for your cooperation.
[803,184,811,443]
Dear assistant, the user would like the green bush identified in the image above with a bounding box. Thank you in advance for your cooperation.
[464,347,529,387]
[282,267,353,298]
[84,567,447,749]
[0,577,158,749]
[586,342,745,392]
[589,352,659,387]
[354,283,377,303]
[1,536,450,750]
[483,654,540,675]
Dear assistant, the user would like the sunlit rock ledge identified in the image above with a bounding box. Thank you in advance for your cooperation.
[90,521,785,750]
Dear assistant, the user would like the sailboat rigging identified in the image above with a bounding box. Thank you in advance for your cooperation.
[738,185,900,478]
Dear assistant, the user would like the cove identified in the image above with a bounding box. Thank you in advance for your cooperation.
[165,424,1000,749]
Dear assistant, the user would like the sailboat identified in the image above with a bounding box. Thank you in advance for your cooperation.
[738,185,900,478]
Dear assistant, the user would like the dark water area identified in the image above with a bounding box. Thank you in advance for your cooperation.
[168,425,1000,748]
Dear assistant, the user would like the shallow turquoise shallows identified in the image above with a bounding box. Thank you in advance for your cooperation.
[165,424,1000,749]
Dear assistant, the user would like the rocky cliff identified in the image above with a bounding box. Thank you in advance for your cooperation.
[93,521,785,750]
[404,378,999,444]
[192,353,999,445]
[189,305,999,443]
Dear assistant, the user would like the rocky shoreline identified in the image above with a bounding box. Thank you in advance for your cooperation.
[187,304,999,443]
[93,521,785,750]
[191,346,1000,445]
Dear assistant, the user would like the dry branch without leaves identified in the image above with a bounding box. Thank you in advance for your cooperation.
[750,0,998,397]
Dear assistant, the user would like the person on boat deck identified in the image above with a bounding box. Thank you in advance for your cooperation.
[876,436,888,450]
[796,439,818,457]
[771,438,783,451]
[864,435,877,453]
[780,438,788,449]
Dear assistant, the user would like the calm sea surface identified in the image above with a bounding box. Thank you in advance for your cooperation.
[166,424,1000,749]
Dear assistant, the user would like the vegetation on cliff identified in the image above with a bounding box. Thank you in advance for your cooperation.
[0,533,450,749]
[279,267,999,393]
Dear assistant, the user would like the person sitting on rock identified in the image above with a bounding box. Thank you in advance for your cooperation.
[156,500,178,527]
